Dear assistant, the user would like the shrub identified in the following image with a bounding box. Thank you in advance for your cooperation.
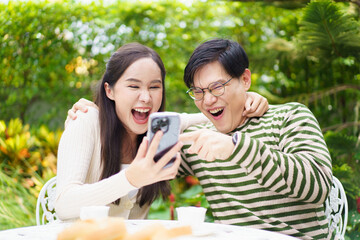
[0,119,57,229]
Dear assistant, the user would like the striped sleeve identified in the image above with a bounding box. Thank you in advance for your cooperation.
[177,149,195,177]
[230,103,332,204]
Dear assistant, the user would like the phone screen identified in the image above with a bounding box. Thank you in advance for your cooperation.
[147,112,180,167]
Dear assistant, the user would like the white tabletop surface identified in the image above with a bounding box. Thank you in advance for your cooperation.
[0,219,299,240]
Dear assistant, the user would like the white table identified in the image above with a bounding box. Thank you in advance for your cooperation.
[0,220,299,240]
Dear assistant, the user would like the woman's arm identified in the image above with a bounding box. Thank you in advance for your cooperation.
[179,92,269,132]
[65,92,269,128]
[56,108,138,220]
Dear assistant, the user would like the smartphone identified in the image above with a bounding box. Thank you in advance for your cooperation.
[147,112,180,167]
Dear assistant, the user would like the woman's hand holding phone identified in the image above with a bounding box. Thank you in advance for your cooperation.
[125,131,183,188]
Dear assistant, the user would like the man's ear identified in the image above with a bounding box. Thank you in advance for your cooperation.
[104,82,115,100]
[242,68,251,91]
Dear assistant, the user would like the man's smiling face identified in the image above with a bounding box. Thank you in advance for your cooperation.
[193,61,251,133]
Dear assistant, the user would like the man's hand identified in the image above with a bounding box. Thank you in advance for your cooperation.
[180,129,234,162]
[67,98,98,120]
[65,98,98,128]
[243,92,269,117]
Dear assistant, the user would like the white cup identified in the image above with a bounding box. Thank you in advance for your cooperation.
[176,206,207,224]
[80,206,110,220]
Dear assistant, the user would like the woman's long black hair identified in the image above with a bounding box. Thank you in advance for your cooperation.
[95,43,170,207]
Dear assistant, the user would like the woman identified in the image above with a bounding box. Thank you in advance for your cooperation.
[56,42,268,221]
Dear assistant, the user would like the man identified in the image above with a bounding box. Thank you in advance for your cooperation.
[178,38,332,240]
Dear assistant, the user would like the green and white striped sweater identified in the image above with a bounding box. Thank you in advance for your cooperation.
[178,102,332,240]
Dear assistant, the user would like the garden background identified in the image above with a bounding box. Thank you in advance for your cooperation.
[0,0,360,238]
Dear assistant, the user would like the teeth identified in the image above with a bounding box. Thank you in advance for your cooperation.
[209,108,223,114]
[134,108,150,113]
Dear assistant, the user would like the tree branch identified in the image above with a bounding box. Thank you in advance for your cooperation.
[307,84,360,103]
[264,84,360,104]
[322,121,360,132]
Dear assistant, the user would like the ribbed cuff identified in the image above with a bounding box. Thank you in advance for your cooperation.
[117,169,139,192]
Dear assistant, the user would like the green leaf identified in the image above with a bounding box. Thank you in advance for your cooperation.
[180,184,203,199]
[298,0,360,59]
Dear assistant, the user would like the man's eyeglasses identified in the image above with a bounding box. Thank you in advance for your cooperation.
[186,77,233,101]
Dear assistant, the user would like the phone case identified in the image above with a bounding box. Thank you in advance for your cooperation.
[147,112,180,167]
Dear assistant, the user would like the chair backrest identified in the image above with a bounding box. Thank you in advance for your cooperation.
[324,176,348,240]
[36,176,58,225]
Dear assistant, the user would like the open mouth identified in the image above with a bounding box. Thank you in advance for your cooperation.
[209,107,224,117]
[132,108,150,124]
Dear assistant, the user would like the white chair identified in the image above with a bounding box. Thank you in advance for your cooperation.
[36,176,59,225]
[324,176,348,240]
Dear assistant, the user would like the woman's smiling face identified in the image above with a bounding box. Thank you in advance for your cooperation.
[105,57,163,137]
